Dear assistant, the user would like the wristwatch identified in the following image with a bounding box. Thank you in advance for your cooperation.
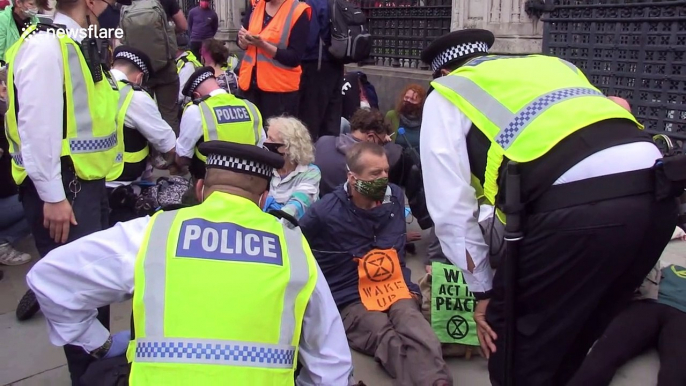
[90,335,113,359]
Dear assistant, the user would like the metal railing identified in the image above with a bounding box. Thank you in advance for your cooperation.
[542,0,686,133]
[353,0,452,69]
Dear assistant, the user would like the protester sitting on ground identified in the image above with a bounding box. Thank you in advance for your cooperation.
[568,260,686,386]
[0,66,31,267]
[314,108,426,246]
[262,116,320,222]
[386,84,426,151]
[0,0,49,61]
[300,141,452,386]
[201,38,238,94]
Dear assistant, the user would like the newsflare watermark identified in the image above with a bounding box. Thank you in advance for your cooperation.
[24,25,124,40]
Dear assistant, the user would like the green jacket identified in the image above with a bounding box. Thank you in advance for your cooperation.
[0,6,38,62]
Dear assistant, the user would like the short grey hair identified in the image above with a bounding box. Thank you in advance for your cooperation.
[266,116,315,166]
[346,142,386,174]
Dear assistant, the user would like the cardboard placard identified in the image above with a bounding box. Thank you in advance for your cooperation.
[430,262,479,346]
[356,248,412,311]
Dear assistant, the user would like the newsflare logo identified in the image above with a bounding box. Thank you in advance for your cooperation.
[23,25,124,41]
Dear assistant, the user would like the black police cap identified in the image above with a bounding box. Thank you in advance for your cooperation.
[182,66,215,97]
[113,45,154,78]
[420,29,495,73]
[198,140,285,180]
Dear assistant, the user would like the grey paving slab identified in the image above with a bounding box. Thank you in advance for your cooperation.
[1,222,681,385]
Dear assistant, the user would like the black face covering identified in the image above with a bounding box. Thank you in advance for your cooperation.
[98,3,120,30]
[264,142,284,154]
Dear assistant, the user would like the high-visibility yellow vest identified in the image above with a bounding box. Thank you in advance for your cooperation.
[431,54,641,222]
[192,92,263,162]
[107,81,150,182]
[4,24,119,186]
[127,192,318,385]
[176,51,201,73]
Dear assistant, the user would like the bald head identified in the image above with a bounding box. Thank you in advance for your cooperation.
[608,96,631,112]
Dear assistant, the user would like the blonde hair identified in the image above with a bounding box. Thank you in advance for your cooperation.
[267,116,315,166]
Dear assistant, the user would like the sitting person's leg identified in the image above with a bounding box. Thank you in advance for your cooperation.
[567,300,663,386]
[0,194,31,265]
[340,302,407,380]
[656,305,686,386]
[388,298,452,386]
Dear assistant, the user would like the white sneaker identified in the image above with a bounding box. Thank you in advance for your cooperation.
[0,243,32,266]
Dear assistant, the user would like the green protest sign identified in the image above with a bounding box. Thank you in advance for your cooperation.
[430,261,479,346]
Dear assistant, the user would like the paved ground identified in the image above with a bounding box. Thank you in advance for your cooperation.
[0,220,683,385]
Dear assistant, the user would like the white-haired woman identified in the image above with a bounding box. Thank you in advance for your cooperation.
[262,116,321,220]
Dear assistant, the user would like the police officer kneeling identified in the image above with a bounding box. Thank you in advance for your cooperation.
[26,140,355,385]
[419,29,682,386]
[176,66,265,183]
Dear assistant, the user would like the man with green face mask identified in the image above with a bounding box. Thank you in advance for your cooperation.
[300,141,453,386]
[0,0,48,61]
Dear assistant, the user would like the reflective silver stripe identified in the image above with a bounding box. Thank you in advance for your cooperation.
[256,53,291,69]
[118,84,132,110]
[66,44,93,140]
[434,76,604,149]
[142,211,178,337]
[135,337,295,368]
[494,87,604,148]
[279,225,311,345]
[243,54,254,65]
[199,102,219,140]
[434,76,514,129]
[244,100,262,144]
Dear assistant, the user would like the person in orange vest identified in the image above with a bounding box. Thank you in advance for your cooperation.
[236,0,311,121]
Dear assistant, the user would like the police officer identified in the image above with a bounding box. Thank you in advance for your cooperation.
[4,0,127,382]
[175,32,201,107]
[419,29,679,385]
[176,66,265,183]
[108,46,176,185]
[26,140,355,385]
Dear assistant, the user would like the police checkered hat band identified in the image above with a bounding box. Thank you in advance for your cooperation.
[431,41,490,72]
[206,153,273,179]
[188,71,213,94]
[115,51,149,76]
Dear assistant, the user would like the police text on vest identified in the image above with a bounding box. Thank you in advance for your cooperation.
[213,106,251,124]
[176,219,283,265]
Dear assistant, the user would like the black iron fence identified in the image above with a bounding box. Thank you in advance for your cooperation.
[542,0,686,132]
[352,0,452,69]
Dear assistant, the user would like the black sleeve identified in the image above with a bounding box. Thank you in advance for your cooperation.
[273,12,310,67]
[161,0,180,19]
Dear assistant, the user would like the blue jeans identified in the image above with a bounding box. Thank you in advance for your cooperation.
[0,194,30,244]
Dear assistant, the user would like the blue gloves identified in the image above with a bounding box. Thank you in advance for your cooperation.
[103,330,131,359]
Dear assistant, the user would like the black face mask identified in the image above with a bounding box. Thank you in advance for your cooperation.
[264,142,285,154]
[98,3,120,30]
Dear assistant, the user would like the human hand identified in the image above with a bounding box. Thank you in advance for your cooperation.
[102,330,131,359]
[43,200,77,244]
[238,27,248,39]
[473,299,497,359]
[425,265,432,275]
[406,231,422,242]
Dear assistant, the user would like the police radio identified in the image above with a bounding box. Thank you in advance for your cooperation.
[81,37,103,82]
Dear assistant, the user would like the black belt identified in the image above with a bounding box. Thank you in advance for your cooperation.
[528,168,654,214]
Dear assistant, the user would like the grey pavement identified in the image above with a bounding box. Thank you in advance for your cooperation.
[0,222,683,386]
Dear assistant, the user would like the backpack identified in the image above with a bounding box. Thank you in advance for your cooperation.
[119,0,177,73]
[327,0,371,64]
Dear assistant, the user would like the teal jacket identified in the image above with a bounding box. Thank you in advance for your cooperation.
[0,6,38,61]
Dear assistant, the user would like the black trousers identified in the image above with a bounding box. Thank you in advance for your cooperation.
[298,60,344,141]
[485,192,677,386]
[241,87,299,122]
[568,300,686,386]
[189,40,202,59]
[20,169,111,386]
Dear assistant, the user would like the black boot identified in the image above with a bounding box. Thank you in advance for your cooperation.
[16,288,40,321]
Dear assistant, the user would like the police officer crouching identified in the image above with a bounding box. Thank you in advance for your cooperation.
[419,29,682,385]
[26,140,355,385]
[175,66,265,190]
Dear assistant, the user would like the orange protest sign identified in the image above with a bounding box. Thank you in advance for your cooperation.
[356,248,412,312]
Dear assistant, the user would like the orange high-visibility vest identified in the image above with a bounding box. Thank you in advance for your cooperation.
[238,0,310,93]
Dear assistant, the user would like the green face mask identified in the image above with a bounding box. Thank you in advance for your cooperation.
[353,176,389,201]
